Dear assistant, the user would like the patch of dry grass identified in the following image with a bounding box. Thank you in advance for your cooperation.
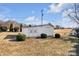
[0,32,73,56]
[0,39,72,56]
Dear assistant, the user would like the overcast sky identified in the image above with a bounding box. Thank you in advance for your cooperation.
[0,3,78,28]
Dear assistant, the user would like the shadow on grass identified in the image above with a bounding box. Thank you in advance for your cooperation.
[74,43,79,56]
[68,43,79,56]
[65,37,79,56]
[63,37,79,43]
[9,39,25,42]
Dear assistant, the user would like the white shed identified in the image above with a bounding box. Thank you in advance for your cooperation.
[22,24,55,37]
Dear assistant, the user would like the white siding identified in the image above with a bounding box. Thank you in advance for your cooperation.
[22,25,54,37]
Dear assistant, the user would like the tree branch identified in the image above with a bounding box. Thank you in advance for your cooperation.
[68,13,79,24]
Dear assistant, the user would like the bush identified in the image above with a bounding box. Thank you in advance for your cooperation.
[14,27,19,32]
[16,33,26,41]
[9,23,13,32]
[75,28,79,33]
[55,33,60,38]
[41,33,47,38]
[0,26,7,31]
[0,26,2,32]
[20,24,22,32]
[76,33,79,38]
[75,28,79,37]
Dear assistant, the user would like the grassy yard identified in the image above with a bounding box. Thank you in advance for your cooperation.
[0,32,73,56]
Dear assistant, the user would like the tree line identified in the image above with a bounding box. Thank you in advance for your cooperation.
[0,23,22,32]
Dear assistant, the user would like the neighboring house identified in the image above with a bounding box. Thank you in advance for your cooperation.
[22,24,54,37]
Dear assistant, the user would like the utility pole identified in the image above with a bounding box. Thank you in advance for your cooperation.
[41,9,44,25]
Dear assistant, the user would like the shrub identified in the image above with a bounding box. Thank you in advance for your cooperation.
[76,33,79,38]
[14,27,19,32]
[16,33,26,41]
[75,28,79,33]
[0,26,7,31]
[9,23,13,32]
[55,33,61,38]
[20,24,22,32]
[0,26,2,32]
[41,33,47,38]
[75,28,79,37]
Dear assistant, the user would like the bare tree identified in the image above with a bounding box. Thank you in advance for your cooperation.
[67,3,79,24]
[67,4,79,37]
